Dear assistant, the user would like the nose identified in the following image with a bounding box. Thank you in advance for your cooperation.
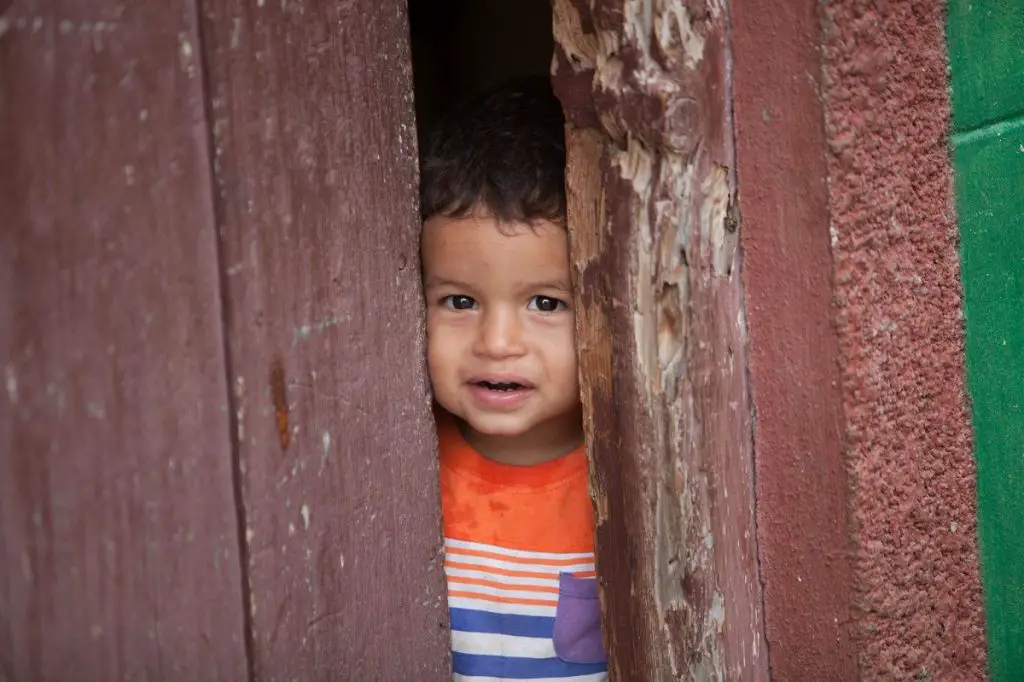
[474,306,526,359]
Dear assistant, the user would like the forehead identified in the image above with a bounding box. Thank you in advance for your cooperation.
[422,214,570,285]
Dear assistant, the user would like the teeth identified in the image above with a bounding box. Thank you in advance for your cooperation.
[480,381,522,391]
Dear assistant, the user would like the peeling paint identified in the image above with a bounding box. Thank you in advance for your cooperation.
[701,165,733,277]
[319,431,331,475]
[86,401,106,420]
[178,33,195,79]
[552,0,598,71]
[655,3,705,69]
[552,0,766,677]
[5,364,17,403]
[236,403,246,441]
[293,315,347,344]
[230,17,242,49]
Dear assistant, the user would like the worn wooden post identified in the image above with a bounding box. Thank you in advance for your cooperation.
[1,2,248,680]
[552,1,769,679]
[197,0,451,679]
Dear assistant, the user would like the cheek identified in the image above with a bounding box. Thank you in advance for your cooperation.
[559,346,580,388]
[426,319,464,377]
[535,321,580,382]
[560,326,581,388]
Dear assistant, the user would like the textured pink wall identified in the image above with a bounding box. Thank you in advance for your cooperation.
[820,1,987,678]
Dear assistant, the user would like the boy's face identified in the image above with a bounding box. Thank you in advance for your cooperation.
[422,211,581,458]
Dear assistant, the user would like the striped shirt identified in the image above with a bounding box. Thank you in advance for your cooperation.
[439,416,608,682]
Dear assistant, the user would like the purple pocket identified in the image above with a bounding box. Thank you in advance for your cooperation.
[552,573,607,664]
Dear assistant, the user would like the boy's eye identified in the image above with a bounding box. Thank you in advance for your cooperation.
[528,295,567,313]
[443,295,477,311]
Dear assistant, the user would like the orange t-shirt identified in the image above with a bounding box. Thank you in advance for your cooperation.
[439,415,608,681]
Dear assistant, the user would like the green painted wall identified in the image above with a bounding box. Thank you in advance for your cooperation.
[948,2,1024,679]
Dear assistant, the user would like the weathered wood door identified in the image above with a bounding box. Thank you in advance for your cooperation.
[1,1,449,680]
[552,1,769,679]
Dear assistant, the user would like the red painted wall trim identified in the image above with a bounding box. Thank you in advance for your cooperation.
[730,1,859,678]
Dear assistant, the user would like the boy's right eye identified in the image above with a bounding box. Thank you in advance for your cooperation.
[443,295,477,311]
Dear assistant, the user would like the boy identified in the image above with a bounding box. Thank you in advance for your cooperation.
[419,78,608,681]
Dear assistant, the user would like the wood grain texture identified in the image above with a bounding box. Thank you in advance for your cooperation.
[553,1,768,679]
[197,0,451,679]
[0,1,249,680]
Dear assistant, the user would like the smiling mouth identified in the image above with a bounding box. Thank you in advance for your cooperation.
[474,380,529,392]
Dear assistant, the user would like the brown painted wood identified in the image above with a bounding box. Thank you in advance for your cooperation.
[553,1,769,679]
[197,0,450,679]
[0,2,249,681]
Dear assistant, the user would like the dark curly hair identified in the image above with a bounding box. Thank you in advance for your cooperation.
[419,77,566,226]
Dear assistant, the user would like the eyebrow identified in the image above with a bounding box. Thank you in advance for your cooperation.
[532,280,572,292]
[424,278,471,289]
[424,278,573,292]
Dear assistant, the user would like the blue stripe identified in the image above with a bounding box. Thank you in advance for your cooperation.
[450,607,554,639]
[453,652,607,679]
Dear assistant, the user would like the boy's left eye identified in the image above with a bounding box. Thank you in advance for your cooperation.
[528,295,567,313]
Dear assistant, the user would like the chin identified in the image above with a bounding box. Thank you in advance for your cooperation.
[464,414,533,438]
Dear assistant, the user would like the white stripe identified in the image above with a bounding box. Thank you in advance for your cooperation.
[449,595,557,618]
[449,581,557,604]
[446,566,561,589]
[445,537,594,561]
[451,630,555,659]
[446,551,594,576]
[454,673,608,682]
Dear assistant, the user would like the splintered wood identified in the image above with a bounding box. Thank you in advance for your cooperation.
[552,1,769,679]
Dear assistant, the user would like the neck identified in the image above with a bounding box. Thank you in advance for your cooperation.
[456,408,584,466]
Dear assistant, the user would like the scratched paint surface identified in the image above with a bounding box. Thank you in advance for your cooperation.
[197,0,450,678]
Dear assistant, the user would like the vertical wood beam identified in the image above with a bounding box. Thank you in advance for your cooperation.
[1,2,249,679]
[195,0,451,678]
[552,1,768,678]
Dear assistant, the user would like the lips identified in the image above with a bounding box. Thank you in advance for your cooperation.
[469,374,534,390]
[474,380,528,392]
[466,376,534,410]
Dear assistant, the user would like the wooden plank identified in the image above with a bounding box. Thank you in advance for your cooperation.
[0,2,249,681]
[196,0,451,678]
[552,0,768,679]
